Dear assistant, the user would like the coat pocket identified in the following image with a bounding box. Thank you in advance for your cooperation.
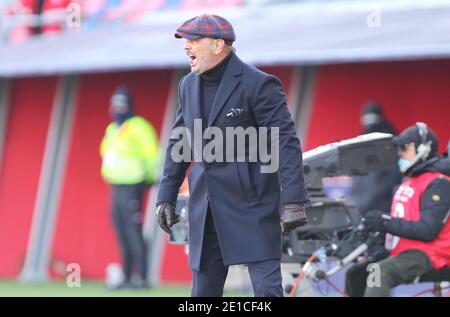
[223,107,252,127]
[236,163,257,202]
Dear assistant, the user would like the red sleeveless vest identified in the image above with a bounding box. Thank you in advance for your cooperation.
[386,172,450,269]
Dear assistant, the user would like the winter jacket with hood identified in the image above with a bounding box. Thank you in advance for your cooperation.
[384,155,450,241]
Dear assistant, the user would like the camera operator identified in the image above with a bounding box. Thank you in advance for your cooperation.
[345,123,450,297]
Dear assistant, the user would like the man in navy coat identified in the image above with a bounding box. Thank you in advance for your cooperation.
[156,14,310,297]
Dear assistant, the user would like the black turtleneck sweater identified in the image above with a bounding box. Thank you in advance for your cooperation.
[200,53,233,233]
[200,52,233,125]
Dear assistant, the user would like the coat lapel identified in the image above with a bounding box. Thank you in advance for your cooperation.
[189,73,202,128]
[207,54,243,127]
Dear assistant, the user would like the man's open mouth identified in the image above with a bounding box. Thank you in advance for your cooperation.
[187,53,197,67]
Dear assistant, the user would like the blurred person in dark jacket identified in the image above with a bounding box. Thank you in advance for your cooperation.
[351,101,402,215]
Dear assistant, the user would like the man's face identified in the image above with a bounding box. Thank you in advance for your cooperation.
[184,37,221,74]
[398,142,417,161]
[109,101,129,116]
[360,113,379,128]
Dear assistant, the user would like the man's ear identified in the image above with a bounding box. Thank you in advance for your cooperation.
[214,39,226,55]
[406,142,416,154]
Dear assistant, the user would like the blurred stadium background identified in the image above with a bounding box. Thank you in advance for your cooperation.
[0,0,449,296]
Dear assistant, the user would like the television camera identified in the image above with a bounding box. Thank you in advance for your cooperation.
[282,132,397,264]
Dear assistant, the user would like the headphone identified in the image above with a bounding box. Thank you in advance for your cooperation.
[416,122,432,161]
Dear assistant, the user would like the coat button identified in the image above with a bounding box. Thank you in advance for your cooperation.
[205,193,208,201]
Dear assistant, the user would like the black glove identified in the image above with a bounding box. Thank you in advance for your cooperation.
[156,201,179,234]
[367,245,389,262]
[280,203,308,232]
[362,210,391,232]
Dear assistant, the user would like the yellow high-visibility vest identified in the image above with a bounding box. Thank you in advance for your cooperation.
[100,116,160,185]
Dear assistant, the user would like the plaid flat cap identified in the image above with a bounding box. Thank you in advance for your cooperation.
[175,14,235,44]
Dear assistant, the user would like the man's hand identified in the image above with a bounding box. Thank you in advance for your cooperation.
[362,210,391,232]
[156,201,179,234]
[280,203,308,232]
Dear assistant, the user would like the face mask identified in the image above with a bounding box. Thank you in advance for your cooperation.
[361,113,381,127]
[110,100,133,125]
[398,158,413,173]
[113,112,132,125]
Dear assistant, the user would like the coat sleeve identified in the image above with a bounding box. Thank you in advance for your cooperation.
[385,177,450,241]
[251,74,310,204]
[156,78,191,205]
[99,124,112,158]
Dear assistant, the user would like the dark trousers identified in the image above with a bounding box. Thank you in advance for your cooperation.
[111,183,147,281]
[191,209,283,297]
[345,249,433,297]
